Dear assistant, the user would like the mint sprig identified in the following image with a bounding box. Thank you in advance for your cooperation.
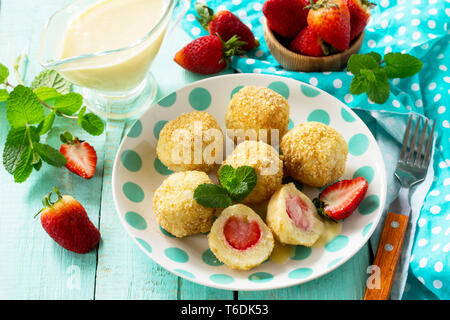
[0,62,105,183]
[193,165,257,208]
[347,52,423,104]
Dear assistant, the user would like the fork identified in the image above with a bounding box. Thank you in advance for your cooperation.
[364,114,436,300]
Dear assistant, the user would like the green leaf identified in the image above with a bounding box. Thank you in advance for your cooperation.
[218,165,237,191]
[33,142,67,167]
[365,52,382,63]
[2,126,40,174]
[383,53,423,79]
[347,54,379,75]
[3,127,29,174]
[34,87,61,101]
[350,74,368,95]
[366,69,390,104]
[54,92,83,115]
[6,85,45,127]
[235,166,257,191]
[80,112,104,136]
[193,183,232,208]
[13,146,33,183]
[77,106,86,126]
[31,69,72,94]
[0,89,9,102]
[0,63,9,83]
[37,111,56,135]
[33,159,43,171]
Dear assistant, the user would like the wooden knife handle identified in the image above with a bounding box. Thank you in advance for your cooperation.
[364,212,409,300]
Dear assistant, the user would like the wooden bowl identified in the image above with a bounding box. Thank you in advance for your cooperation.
[263,19,365,72]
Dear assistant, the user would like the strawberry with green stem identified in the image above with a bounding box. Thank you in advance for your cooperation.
[263,0,310,38]
[195,2,259,51]
[306,0,351,52]
[313,177,368,221]
[347,0,375,40]
[36,187,101,254]
[174,35,246,75]
[60,131,97,179]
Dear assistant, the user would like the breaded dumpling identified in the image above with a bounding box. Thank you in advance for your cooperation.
[208,204,274,270]
[220,140,283,204]
[152,171,215,237]
[225,86,289,144]
[267,183,324,246]
[280,121,348,187]
[156,111,223,173]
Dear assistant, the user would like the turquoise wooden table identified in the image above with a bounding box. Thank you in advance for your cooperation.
[0,0,371,300]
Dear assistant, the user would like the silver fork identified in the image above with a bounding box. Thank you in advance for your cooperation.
[364,114,436,300]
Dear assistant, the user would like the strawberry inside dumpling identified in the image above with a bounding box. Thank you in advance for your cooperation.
[208,204,274,270]
[224,216,261,250]
[285,195,313,232]
[267,183,324,247]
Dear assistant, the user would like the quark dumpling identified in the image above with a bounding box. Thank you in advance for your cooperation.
[266,183,324,246]
[219,140,283,204]
[225,86,289,144]
[280,121,348,187]
[156,111,223,173]
[208,204,274,270]
[152,171,215,237]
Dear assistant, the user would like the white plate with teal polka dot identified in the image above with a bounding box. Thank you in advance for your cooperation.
[112,73,387,291]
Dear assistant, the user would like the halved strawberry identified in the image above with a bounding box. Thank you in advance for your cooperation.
[223,216,261,250]
[313,177,368,221]
[59,131,97,179]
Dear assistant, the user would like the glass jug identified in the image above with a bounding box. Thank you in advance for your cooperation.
[40,0,190,120]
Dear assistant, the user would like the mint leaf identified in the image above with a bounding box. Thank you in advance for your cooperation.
[235,166,257,191]
[0,63,9,83]
[3,126,39,174]
[33,159,43,171]
[384,53,423,78]
[37,111,56,135]
[218,165,237,191]
[80,112,104,136]
[31,69,72,94]
[34,87,61,101]
[54,92,83,115]
[13,146,33,183]
[350,74,368,95]
[0,89,9,102]
[366,69,390,104]
[3,127,29,174]
[193,183,232,208]
[6,85,45,127]
[33,142,67,167]
[347,54,379,75]
[365,52,382,63]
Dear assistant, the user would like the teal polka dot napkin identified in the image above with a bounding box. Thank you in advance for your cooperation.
[181,0,449,299]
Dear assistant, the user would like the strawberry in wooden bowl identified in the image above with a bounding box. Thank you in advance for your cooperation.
[263,0,374,71]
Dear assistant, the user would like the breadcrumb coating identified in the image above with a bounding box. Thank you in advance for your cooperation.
[208,204,274,270]
[152,171,215,237]
[280,121,348,187]
[156,111,223,173]
[225,86,290,144]
[220,140,283,204]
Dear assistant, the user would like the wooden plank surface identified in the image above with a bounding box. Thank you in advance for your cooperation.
[0,0,371,300]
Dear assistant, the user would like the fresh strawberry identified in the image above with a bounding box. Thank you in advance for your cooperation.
[37,188,100,254]
[313,177,368,221]
[306,0,351,51]
[174,35,245,75]
[290,26,326,57]
[347,0,374,40]
[196,3,259,51]
[262,0,310,38]
[59,131,97,179]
